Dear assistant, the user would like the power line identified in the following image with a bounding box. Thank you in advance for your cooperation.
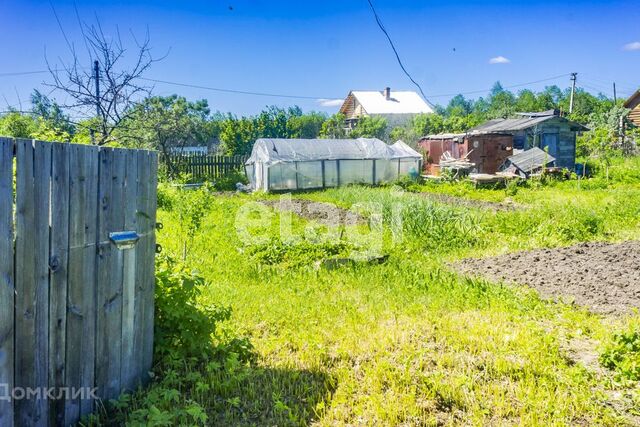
[139,77,334,100]
[0,67,611,106]
[365,0,431,105]
[427,73,572,98]
[0,70,50,77]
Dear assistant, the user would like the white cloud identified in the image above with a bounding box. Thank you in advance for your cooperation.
[489,56,511,64]
[317,98,344,107]
[623,41,640,51]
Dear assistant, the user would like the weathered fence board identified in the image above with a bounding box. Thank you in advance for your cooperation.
[143,152,158,375]
[161,153,247,180]
[49,142,70,426]
[135,151,154,382]
[0,139,157,426]
[15,138,42,426]
[121,150,138,392]
[0,138,14,426]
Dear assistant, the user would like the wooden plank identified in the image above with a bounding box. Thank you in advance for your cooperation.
[0,137,14,427]
[65,144,99,424]
[33,141,52,426]
[134,150,151,385]
[15,139,39,426]
[120,150,138,392]
[143,152,158,377]
[96,148,125,401]
[49,142,70,426]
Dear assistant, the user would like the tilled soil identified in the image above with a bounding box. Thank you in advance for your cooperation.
[259,198,365,224]
[454,241,640,315]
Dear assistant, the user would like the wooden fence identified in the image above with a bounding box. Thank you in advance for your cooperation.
[0,138,158,426]
[161,154,247,180]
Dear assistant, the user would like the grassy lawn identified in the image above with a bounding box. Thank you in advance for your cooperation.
[111,157,640,426]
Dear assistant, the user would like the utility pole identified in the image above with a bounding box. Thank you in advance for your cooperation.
[93,60,101,144]
[94,60,100,117]
[569,72,577,114]
[613,82,617,103]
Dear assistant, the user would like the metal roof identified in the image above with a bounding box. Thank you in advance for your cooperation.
[422,133,466,140]
[506,147,555,173]
[346,90,434,115]
[468,114,588,134]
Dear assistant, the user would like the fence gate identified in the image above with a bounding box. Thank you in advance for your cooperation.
[0,138,158,426]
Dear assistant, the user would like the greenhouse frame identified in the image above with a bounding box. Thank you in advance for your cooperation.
[245,138,423,192]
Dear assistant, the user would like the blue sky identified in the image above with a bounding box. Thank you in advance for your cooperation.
[0,0,638,115]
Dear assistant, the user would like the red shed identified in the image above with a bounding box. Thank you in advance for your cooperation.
[418,133,513,175]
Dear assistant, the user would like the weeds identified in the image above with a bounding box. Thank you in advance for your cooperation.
[103,157,640,425]
[601,323,640,382]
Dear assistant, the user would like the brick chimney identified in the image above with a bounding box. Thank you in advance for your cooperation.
[383,87,391,100]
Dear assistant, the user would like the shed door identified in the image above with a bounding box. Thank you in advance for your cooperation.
[541,133,558,161]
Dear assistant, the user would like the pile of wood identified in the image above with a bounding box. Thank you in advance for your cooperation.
[439,151,475,170]
[439,151,475,178]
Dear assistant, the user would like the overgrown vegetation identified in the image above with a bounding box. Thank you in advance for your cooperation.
[89,157,640,426]
[601,320,640,383]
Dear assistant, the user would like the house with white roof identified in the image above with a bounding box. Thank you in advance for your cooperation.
[338,87,434,129]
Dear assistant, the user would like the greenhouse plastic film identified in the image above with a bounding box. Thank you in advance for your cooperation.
[246,138,423,191]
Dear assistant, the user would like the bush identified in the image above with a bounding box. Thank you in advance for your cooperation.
[211,169,248,191]
[155,255,235,359]
[96,256,255,426]
[600,326,640,382]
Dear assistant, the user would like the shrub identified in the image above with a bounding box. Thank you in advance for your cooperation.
[600,326,640,382]
[211,169,248,191]
[155,255,234,359]
[97,256,254,426]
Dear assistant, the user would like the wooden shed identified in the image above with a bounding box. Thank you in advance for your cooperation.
[418,133,513,175]
[623,90,640,127]
[468,110,587,170]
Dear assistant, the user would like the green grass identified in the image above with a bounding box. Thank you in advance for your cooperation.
[113,157,640,426]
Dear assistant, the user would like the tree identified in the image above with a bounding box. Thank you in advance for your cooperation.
[0,111,37,138]
[46,20,163,145]
[488,82,516,118]
[350,116,387,139]
[288,112,326,139]
[446,94,472,116]
[117,95,212,173]
[515,89,540,112]
[319,113,347,139]
[219,115,258,155]
[412,113,444,137]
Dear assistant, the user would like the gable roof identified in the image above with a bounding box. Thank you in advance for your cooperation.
[624,90,640,109]
[469,112,588,134]
[339,90,434,115]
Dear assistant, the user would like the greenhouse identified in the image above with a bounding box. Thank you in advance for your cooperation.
[245,138,423,192]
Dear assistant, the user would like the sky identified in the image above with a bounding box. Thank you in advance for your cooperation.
[0,0,639,116]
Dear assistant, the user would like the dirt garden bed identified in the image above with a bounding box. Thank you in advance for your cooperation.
[454,241,640,315]
[259,198,365,224]
[416,192,522,211]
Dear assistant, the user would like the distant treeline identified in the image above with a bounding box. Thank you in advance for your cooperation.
[1,83,636,161]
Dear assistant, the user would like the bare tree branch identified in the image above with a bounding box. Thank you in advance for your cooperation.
[45,15,162,145]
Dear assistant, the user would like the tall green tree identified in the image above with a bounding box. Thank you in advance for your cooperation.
[319,113,347,139]
[117,95,213,172]
[349,116,387,139]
